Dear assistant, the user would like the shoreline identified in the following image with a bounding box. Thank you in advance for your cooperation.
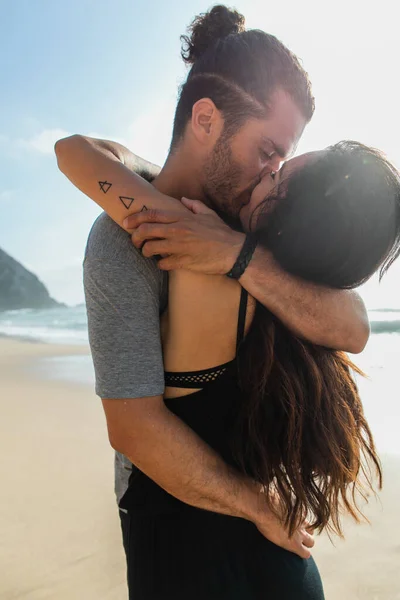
[1,337,399,599]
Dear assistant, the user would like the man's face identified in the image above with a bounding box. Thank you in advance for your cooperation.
[202,88,307,227]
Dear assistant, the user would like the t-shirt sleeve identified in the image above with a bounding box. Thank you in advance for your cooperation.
[83,213,166,399]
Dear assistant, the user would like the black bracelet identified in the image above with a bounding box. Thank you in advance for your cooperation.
[226,233,258,280]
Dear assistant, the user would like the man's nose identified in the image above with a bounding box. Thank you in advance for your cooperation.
[260,157,282,177]
[269,155,283,172]
[260,163,275,179]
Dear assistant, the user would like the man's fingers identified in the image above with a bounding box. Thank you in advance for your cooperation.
[302,531,315,548]
[131,223,175,247]
[157,255,187,271]
[291,539,311,560]
[123,209,180,230]
[181,197,215,215]
[300,545,312,559]
[141,240,173,258]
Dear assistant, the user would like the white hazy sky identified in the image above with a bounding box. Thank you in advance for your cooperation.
[1,0,399,307]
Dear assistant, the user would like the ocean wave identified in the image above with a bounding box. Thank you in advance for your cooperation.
[1,305,399,345]
[0,325,88,344]
[0,305,88,344]
[369,308,400,313]
[370,320,400,334]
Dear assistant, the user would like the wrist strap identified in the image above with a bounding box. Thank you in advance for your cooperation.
[226,233,258,280]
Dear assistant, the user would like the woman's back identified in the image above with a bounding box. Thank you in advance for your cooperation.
[162,270,255,398]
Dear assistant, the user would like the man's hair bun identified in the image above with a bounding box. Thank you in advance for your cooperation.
[181,5,245,65]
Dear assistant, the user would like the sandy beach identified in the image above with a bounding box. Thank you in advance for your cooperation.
[1,337,399,600]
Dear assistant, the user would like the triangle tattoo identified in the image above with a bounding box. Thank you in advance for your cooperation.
[99,181,112,194]
[119,196,135,209]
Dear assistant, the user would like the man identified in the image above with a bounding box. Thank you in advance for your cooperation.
[56,4,369,581]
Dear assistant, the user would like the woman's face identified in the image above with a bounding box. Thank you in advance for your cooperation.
[239,150,324,231]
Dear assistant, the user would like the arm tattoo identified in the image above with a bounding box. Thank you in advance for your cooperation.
[99,179,142,210]
[99,181,112,193]
[119,196,135,209]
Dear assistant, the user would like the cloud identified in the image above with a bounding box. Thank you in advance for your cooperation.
[18,128,71,155]
[2,102,176,165]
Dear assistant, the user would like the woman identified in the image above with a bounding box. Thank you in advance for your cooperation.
[56,128,400,599]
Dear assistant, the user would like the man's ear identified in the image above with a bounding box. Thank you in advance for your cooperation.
[190,98,223,146]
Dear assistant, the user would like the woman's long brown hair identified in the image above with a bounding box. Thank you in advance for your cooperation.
[234,303,382,537]
[235,141,400,536]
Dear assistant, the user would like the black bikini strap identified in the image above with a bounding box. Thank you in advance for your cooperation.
[236,287,248,351]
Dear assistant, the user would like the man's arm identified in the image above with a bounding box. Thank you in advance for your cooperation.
[103,394,258,518]
[125,205,370,354]
[239,246,369,353]
[103,394,312,558]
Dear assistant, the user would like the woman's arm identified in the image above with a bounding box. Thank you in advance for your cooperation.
[54,134,184,230]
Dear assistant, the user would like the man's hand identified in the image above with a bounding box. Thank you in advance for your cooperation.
[124,197,369,352]
[253,491,315,559]
[123,198,245,275]
[256,514,315,559]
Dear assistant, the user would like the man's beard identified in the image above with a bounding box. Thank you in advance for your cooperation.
[203,134,257,232]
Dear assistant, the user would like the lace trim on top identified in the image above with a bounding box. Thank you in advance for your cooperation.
[164,360,233,388]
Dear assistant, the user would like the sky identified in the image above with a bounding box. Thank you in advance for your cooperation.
[1,0,399,307]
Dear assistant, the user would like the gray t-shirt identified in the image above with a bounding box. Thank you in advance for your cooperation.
[83,212,168,504]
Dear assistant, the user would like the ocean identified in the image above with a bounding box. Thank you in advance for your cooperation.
[1,304,399,347]
[1,304,399,455]
[0,304,89,345]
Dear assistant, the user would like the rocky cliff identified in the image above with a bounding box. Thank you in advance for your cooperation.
[0,247,60,311]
